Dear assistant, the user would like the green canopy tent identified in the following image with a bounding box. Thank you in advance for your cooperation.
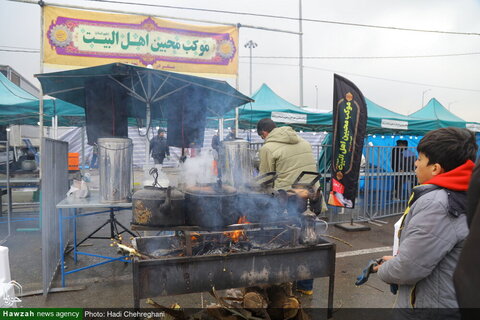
[36,63,253,149]
[219,83,438,134]
[409,98,468,129]
[219,83,332,132]
[0,73,84,126]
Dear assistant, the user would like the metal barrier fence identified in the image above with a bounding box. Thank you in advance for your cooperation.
[250,142,417,223]
[41,138,70,296]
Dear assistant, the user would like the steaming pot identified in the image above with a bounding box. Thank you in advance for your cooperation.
[184,183,239,229]
[235,172,288,223]
[132,186,185,227]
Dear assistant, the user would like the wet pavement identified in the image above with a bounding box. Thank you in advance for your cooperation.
[0,169,399,313]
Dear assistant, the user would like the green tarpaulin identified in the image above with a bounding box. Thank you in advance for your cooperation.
[225,83,480,135]
[0,73,84,126]
[221,83,331,131]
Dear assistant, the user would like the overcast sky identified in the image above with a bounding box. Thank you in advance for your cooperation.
[2,0,480,122]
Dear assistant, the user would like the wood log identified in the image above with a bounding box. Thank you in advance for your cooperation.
[266,284,301,320]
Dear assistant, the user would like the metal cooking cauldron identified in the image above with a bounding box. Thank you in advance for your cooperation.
[184,183,239,229]
[132,186,185,227]
[235,172,288,223]
[219,140,254,188]
[132,168,185,227]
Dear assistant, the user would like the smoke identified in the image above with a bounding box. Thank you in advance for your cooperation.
[180,150,217,186]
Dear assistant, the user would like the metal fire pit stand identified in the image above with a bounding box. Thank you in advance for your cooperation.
[132,229,336,319]
[56,191,135,287]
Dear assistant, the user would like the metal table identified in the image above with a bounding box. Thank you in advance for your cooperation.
[56,191,135,287]
[0,178,40,215]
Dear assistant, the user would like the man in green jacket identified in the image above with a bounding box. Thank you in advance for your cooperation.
[257,118,317,190]
[257,118,318,295]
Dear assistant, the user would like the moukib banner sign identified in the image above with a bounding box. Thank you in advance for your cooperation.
[43,6,239,75]
[328,74,367,208]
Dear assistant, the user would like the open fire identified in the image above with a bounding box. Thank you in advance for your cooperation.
[223,216,250,242]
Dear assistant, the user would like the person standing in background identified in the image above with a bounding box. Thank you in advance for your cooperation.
[89,144,98,169]
[225,128,236,141]
[149,128,170,164]
[211,130,220,175]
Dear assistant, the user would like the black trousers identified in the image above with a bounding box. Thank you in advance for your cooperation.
[153,156,165,164]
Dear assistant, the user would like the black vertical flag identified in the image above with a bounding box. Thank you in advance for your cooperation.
[328,74,368,208]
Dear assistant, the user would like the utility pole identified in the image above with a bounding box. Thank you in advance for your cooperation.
[244,40,258,96]
[422,89,431,107]
[299,0,304,107]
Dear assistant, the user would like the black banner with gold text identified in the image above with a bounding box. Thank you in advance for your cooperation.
[328,74,367,208]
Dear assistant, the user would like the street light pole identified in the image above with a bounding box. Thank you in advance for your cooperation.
[315,85,318,109]
[422,89,431,107]
[299,0,304,108]
[448,101,458,111]
[244,40,257,96]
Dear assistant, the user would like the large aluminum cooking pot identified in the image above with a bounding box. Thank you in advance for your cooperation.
[219,140,254,188]
[132,186,185,227]
[98,137,133,203]
[184,183,238,229]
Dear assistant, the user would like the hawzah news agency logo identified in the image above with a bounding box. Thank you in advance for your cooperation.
[2,281,22,307]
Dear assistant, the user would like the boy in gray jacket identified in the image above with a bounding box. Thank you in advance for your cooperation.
[375,128,477,316]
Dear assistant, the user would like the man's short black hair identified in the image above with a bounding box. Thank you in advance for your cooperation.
[158,128,165,134]
[417,127,477,172]
[256,118,277,135]
[396,140,408,146]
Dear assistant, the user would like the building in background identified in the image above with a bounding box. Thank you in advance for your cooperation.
[0,65,39,97]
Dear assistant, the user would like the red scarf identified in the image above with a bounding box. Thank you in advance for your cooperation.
[423,160,475,191]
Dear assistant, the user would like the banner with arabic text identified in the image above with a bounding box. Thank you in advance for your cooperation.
[44,6,238,75]
[328,74,367,209]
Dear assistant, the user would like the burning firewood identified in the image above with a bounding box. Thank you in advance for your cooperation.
[224,216,251,243]
[110,240,156,260]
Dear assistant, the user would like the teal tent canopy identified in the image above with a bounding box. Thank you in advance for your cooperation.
[410,98,466,128]
[36,63,252,121]
[0,73,84,126]
[221,83,331,131]
[36,63,253,147]
[220,83,430,134]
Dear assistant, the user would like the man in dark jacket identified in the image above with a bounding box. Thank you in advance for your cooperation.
[149,128,170,164]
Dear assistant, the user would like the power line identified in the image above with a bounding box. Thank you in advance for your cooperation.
[0,48,39,53]
[0,45,39,50]
[239,60,480,93]
[239,52,480,60]
[86,0,480,36]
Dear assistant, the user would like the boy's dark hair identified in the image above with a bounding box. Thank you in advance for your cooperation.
[257,118,277,135]
[417,127,478,172]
